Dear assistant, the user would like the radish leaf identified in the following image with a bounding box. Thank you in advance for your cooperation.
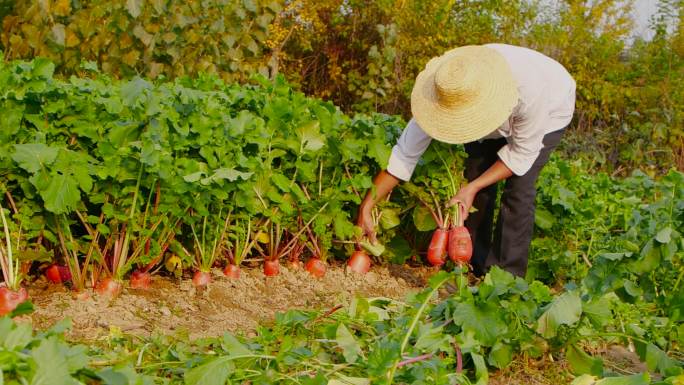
[336,324,362,363]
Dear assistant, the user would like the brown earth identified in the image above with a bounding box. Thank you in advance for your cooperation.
[28,263,432,341]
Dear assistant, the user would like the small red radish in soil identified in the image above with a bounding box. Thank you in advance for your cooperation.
[45,264,62,284]
[130,270,152,289]
[288,259,303,270]
[427,228,448,266]
[347,250,371,274]
[192,271,212,287]
[95,278,123,297]
[223,264,241,279]
[305,258,327,278]
[58,266,72,282]
[0,287,29,316]
[264,259,280,276]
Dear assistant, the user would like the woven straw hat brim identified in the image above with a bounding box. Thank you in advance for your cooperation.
[411,46,519,144]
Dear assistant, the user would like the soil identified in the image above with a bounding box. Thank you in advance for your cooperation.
[27,263,432,341]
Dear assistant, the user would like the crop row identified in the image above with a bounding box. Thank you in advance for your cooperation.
[0,58,469,302]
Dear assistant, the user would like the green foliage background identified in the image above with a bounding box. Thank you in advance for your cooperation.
[1,0,682,172]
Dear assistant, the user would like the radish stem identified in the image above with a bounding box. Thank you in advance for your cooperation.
[397,353,433,368]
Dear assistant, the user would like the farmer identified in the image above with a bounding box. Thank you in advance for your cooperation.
[357,44,576,277]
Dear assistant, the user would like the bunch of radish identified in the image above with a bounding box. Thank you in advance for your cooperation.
[415,182,472,268]
[260,203,330,277]
[426,203,472,267]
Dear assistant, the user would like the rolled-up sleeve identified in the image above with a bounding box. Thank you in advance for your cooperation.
[386,118,432,181]
[497,94,547,176]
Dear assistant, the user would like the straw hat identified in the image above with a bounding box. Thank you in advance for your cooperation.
[411,45,519,144]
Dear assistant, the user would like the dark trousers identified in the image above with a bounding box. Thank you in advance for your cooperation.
[464,129,564,278]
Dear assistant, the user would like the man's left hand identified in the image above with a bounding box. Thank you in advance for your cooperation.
[447,184,479,221]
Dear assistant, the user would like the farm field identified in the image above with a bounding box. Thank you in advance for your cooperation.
[0,57,681,385]
[1,0,683,383]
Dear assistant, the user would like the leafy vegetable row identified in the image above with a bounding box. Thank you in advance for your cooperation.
[0,57,429,297]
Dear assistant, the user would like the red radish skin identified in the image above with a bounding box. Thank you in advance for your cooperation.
[45,265,62,284]
[448,226,473,264]
[347,251,371,274]
[427,229,448,266]
[95,278,123,297]
[192,271,212,287]
[0,287,29,316]
[223,264,241,279]
[287,258,303,270]
[130,270,152,290]
[305,258,327,278]
[58,266,72,282]
[264,259,280,277]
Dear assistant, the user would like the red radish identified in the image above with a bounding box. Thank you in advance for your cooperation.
[264,259,280,276]
[192,271,212,287]
[427,228,448,266]
[58,266,72,282]
[447,202,472,265]
[0,287,28,316]
[288,259,303,270]
[45,265,62,284]
[347,250,371,274]
[130,270,152,289]
[305,258,327,278]
[448,226,472,264]
[95,278,123,297]
[223,264,241,279]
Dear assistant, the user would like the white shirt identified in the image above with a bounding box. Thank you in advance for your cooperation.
[387,44,576,180]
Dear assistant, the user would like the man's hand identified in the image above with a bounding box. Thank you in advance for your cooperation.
[356,171,400,244]
[448,184,479,222]
[356,204,377,243]
[447,160,513,222]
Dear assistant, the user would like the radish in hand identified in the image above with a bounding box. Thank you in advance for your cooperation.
[447,202,472,265]
[427,228,448,266]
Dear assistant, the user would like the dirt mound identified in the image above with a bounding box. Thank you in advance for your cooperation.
[28,263,431,340]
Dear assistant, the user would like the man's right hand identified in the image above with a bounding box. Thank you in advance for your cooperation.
[356,204,378,244]
[356,170,401,245]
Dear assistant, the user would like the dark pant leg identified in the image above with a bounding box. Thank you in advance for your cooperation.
[463,138,508,276]
[484,129,565,277]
